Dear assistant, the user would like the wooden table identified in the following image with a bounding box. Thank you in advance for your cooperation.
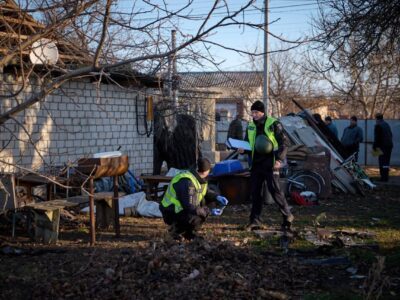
[67,192,126,229]
[16,173,65,202]
[140,175,173,201]
[76,155,129,245]
[208,172,251,205]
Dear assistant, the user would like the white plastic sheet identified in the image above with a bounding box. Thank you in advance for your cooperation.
[157,168,183,197]
[81,191,162,218]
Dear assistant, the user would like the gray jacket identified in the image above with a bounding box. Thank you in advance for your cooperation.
[341,125,363,147]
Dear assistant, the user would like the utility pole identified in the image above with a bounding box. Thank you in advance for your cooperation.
[263,0,269,114]
[171,30,178,108]
[167,32,173,101]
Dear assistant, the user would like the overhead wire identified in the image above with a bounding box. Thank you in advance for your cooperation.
[111,1,328,20]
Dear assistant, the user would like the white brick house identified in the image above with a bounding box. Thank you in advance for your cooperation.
[0,0,160,176]
[0,74,159,175]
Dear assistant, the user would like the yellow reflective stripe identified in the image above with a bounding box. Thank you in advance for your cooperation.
[161,189,182,213]
[247,117,278,160]
[201,183,207,198]
[161,171,205,214]
[264,117,278,150]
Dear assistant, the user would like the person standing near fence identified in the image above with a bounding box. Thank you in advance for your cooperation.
[324,116,338,138]
[373,113,393,182]
[341,115,364,162]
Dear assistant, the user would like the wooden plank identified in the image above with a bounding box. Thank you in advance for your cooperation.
[89,178,95,245]
[67,191,125,201]
[0,47,91,62]
[295,127,357,194]
[0,30,29,40]
[1,2,45,25]
[113,176,120,237]
[25,199,78,211]
[0,15,45,29]
[96,199,115,229]
[280,116,356,194]
[140,175,173,182]
[77,155,129,178]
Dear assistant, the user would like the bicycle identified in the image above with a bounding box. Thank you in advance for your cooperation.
[282,161,326,197]
[334,152,375,196]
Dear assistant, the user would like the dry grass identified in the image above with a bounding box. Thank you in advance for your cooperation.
[1,180,400,299]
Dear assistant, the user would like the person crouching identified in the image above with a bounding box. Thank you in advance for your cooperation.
[159,157,228,240]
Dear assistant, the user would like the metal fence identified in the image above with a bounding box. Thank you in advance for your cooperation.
[216,119,400,166]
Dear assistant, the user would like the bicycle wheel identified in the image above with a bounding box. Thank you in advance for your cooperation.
[288,173,322,195]
[297,170,326,186]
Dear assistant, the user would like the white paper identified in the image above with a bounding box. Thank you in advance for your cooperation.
[226,138,251,151]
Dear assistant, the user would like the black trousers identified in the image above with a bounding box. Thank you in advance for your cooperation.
[379,147,392,181]
[159,205,205,236]
[250,168,291,223]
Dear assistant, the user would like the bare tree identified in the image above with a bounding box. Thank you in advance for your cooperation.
[247,46,312,116]
[314,0,400,70]
[1,0,292,124]
[0,0,308,179]
[306,0,400,118]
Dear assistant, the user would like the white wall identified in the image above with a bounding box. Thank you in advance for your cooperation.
[0,77,154,175]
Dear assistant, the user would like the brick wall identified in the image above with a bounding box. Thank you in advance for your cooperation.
[0,75,154,175]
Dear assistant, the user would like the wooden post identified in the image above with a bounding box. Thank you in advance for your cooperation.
[113,176,120,237]
[89,177,95,245]
[46,182,53,201]
[32,208,61,244]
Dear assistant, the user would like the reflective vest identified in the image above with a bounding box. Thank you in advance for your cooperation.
[247,116,279,161]
[161,171,208,214]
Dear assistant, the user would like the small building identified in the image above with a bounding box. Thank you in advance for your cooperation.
[0,0,161,175]
[178,71,262,157]
[179,71,263,122]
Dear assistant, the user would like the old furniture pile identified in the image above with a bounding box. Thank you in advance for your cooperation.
[0,155,129,245]
[280,108,375,196]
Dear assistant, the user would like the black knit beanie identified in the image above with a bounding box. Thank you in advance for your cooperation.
[197,157,211,172]
[250,100,265,113]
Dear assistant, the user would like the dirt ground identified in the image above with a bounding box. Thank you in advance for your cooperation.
[1,168,400,300]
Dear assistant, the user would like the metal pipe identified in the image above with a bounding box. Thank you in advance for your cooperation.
[172,29,178,107]
[263,0,269,114]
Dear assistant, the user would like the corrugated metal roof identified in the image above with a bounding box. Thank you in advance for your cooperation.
[179,71,263,89]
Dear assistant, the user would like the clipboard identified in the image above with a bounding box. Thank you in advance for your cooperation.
[226,138,251,151]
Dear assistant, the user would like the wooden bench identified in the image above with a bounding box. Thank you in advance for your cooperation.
[25,200,78,244]
[67,192,126,229]
[140,175,172,201]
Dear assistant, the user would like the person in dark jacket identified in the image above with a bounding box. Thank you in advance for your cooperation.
[227,114,243,140]
[373,113,393,182]
[325,116,338,138]
[239,100,293,231]
[159,158,228,240]
[341,115,363,161]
